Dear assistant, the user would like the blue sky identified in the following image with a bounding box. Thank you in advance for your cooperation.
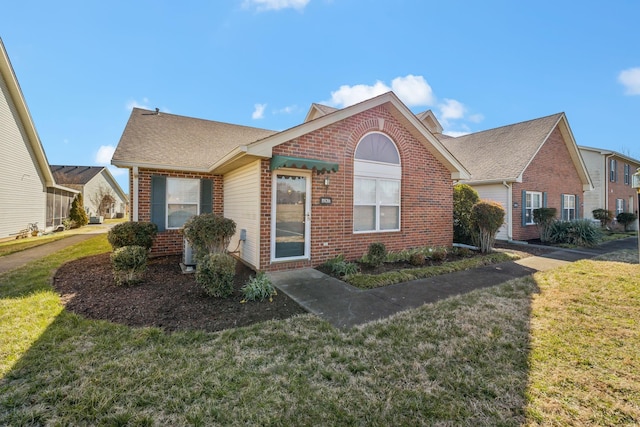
[2,0,639,192]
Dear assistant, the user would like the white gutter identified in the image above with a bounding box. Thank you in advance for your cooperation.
[502,181,513,240]
[604,153,614,213]
[132,166,139,222]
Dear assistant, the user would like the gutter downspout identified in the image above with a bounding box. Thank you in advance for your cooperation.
[503,181,513,240]
[132,166,139,222]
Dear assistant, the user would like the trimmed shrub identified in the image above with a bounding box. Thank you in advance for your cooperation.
[471,200,505,253]
[409,252,426,266]
[366,242,387,267]
[69,193,89,227]
[183,213,236,260]
[592,209,614,228]
[616,212,637,231]
[533,207,557,242]
[196,253,236,298]
[241,273,277,302]
[549,219,602,247]
[107,222,158,250]
[111,245,148,286]
[453,184,480,244]
[428,247,448,262]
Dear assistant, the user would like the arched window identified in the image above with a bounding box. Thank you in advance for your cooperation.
[353,133,401,232]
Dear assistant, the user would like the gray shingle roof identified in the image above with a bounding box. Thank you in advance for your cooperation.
[439,113,563,182]
[112,108,277,170]
[50,165,103,185]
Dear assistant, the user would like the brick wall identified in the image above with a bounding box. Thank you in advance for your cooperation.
[133,169,223,257]
[606,155,639,216]
[259,104,454,271]
[511,127,584,241]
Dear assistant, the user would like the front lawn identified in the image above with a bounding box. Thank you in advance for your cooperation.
[0,236,638,425]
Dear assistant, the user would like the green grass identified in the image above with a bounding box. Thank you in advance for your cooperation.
[0,237,638,425]
[0,234,72,257]
[346,252,519,289]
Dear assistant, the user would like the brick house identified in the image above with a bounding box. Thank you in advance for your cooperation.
[578,146,639,228]
[111,92,469,271]
[436,113,593,242]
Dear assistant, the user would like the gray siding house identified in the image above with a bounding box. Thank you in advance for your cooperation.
[0,39,77,239]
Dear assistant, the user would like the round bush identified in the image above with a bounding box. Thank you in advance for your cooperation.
[471,201,505,253]
[183,214,237,260]
[110,245,148,286]
[107,222,158,250]
[196,253,237,298]
[453,184,480,244]
[366,242,387,267]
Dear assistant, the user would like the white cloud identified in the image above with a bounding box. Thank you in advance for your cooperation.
[277,105,297,114]
[108,166,128,176]
[391,75,435,106]
[443,130,471,138]
[326,75,436,108]
[252,103,267,119]
[242,0,310,11]
[327,81,390,108]
[95,145,116,165]
[438,99,466,120]
[468,113,484,123]
[618,67,640,95]
[126,97,150,111]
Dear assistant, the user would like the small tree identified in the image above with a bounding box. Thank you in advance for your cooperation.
[90,185,116,217]
[533,207,557,242]
[453,184,480,245]
[182,213,237,261]
[471,200,505,253]
[616,212,638,232]
[592,209,614,228]
[69,193,89,227]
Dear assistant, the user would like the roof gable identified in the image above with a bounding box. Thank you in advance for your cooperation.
[440,112,592,189]
[303,103,339,122]
[50,165,103,185]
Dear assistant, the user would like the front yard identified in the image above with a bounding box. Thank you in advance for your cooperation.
[0,235,638,425]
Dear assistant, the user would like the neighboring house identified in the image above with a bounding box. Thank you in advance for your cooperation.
[112,92,470,271]
[436,112,593,242]
[50,165,128,218]
[0,39,77,239]
[578,146,639,225]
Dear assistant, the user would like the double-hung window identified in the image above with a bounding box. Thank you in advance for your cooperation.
[610,159,617,182]
[525,191,542,225]
[624,164,630,185]
[615,198,625,216]
[353,133,401,232]
[167,178,200,229]
[562,194,576,221]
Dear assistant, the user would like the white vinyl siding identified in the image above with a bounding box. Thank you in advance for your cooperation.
[0,70,47,238]
[224,161,261,270]
[474,184,509,240]
[579,148,605,220]
[83,171,128,218]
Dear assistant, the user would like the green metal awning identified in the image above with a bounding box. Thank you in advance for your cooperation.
[269,155,339,174]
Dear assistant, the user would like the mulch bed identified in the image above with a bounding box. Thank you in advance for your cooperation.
[53,254,307,333]
[52,242,553,333]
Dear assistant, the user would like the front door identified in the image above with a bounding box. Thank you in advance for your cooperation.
[271,171,311,261]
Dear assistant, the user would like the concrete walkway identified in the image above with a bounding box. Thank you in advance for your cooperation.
[0,224,111,275]
[269,237,638,329]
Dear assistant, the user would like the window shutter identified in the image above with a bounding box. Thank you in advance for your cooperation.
[200,179,213,214]
[560,194,565,220]
[151,176,166,232]
[543,192,548,208]
[575,195,580,219]
[522,190,527,226]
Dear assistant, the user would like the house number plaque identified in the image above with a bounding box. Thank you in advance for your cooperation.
[319,197,332,205]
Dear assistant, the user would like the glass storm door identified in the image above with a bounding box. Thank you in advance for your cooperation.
[272,172,310,260]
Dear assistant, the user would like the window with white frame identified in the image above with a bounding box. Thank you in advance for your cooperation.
[353,133,401,232]
[562,194,576,221]
[624,163,630,185]
[610,158,617,182]
[167,178,199,228]
[525,191,542,225]
[615,198,625,216]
